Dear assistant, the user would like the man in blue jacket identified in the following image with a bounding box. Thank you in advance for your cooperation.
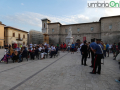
[90,39,103,74]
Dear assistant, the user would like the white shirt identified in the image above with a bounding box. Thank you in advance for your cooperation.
[39,47,42,51]
[68,43,71,48]
[109,44,112,48]
[80,43,83,49]
[30,44,32,48]
[51,46,56,51]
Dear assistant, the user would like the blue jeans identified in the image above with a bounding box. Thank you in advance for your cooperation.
[19,55,22,62]
[103,50,106,57]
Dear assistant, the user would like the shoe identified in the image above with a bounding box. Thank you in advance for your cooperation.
[89,66,93,67]
[113,58,116,60]
[50,57,52,58]
[90,72,96,74]
[84,64,87,66]
[96,72,101,74]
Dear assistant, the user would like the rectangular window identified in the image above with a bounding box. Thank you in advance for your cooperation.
[13,33,15,37]
[77,28,80,32]
[23,42,25,45]
[65,29,67,33]
[18,34,20,39]
[52,29,54,32]
[109,25,112,29]
[91,27,94,31]
[23,35,25,38]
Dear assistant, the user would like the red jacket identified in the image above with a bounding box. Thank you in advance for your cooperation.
[63,44,66,48]
[60,44,63,48]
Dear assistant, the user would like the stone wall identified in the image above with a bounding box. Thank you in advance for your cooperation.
[48,23,60,44]
[101,17,120,44]
[59,22,100,43]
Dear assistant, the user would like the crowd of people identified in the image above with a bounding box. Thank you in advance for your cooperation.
[1,43,59,63]
[1,40,120,82]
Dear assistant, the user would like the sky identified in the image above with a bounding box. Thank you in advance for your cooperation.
[0,0,120,32]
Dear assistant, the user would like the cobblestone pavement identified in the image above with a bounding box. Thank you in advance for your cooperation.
[0,49,120,90]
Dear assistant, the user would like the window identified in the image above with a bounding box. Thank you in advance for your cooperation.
[52,29,54,32]
[65,29,67,33]
[77,28,80,32]
[13,33,15,37]
[109,25,112,29]
[23,42,25,45]
[18,34,20,39]
[44,23,45,28]
[23,35,25,38]
[91,27,94,31]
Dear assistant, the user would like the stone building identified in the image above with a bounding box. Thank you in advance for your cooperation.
[4,26,28,45]
[29,30,43,44]
[41,15,120,44]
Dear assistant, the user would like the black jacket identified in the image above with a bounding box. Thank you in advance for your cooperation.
[81,44,88,56]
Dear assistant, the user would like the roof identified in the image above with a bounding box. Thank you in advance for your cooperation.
[0,24,6,26]
[99,15,120,21]
[5,26,28,33]
[62,22,99,26]
[41,18,51,22]
[48,22,62,25]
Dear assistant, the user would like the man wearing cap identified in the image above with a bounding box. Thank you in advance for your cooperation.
[90,39,103,74]
[89,38,96,67]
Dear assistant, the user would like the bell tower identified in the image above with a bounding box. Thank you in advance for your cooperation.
[41,18,51,44]
[41,18,51,34]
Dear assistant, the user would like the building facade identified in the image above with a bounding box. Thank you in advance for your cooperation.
[29,30,43,44]
[0,22,5,47]
[41,15,120,44]
[4,26,28,45]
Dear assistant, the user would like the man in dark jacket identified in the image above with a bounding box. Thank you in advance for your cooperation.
[81,41,88,66]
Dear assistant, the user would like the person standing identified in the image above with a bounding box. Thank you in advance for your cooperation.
[71,42,75,54]
[106,43,109,57]
[88,42,91,58]
[103,43,106,57]
[90,39,103,74]
[109,44,112,53]
[4,43,8,55]
[50,44,56,58]
[60,43,63,51]
[8,44,11,49]
[113,43,119,60]
[90,38,96,67]
[80,42,83,55]
[81,41,88,66]
[112,43,116,57]
[63,42,66,52]
[29,43,33,49]
[67,42,71,52]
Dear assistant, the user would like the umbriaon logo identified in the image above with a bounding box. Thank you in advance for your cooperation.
[87,1,120,8]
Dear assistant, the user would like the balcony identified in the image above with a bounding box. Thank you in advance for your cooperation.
[16,38,23,41]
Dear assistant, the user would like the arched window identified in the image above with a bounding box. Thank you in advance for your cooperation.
[44,23,45,28]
